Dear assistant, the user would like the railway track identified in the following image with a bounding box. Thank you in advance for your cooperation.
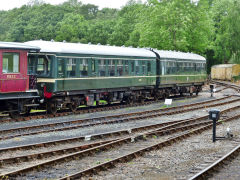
[0,95,198,122]
[0,95,238,141]
[0,117,210,177]
[215,86,228,93]
[211,80,240,92]
[0,117,205,156]
[1,104,240,179]
[189,143,240,180]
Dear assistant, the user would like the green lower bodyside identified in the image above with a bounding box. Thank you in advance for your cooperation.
[160,74,207,85]
[42,74,206,93]
[56,76,156,92]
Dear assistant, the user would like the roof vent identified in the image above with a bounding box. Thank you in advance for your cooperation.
[122,45,125,47]
[51,39,54,42]
[97,43,101,45]
[63,40,66,43]
[107,44,110,46]
[88,42,92,45]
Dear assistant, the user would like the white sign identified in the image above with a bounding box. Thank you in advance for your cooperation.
[85,135,91,141]
[164,99,172,106]
[213,89,216,92]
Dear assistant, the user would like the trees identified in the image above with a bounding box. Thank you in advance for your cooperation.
[56,13,88,43]
[132,0,212,54]
[86,20,115,45]
[0,0,239,67]
[107,0,144,46]
[212,0,240,63]
[185,0,213,54]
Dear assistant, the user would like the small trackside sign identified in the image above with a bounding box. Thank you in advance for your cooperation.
[164,99,172,106]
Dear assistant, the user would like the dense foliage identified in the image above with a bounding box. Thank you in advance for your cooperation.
[0,0,239,71]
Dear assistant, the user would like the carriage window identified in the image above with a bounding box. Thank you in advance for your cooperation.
[147,61,151,73]
[109,60,115,76]
[166,61,171,74]
[37,57,50,76]
[2,53,19,73]
[135,61,140,75]
[124,60,129,75]
[131,61,134,73]
[142,61,146,75]
[28,56,36,75]
[177,62,184,74]
[99,60,106,76]
[117,60,123,76]
[161,61,166,75]
[202,63,206,73]
[196,63,200,73]
[172,62,177,73]
[190,62,194,74]
[67,58,76,77]
[92,59,96,73]
[80,59,88,77]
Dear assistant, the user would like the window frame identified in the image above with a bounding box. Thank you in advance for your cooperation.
[2,52,20,74]
[66,58,77,78]
[79,59,89,77]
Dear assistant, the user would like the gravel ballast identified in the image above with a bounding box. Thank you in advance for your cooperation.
[90,118,240,180]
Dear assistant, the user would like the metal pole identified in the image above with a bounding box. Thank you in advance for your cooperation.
[213,119,216,142]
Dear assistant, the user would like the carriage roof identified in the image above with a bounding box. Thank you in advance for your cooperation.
[0,41,40,51]
[25,40,156,58]
[155,50,206,61]
[25,40,206,61]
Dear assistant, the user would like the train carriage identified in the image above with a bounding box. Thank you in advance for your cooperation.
[25,40,157,113]
[25,40,206,114]
[0,42,40,117]
[153,50,206,95]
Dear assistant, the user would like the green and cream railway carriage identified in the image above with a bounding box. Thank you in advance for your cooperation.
[25,40,206,114]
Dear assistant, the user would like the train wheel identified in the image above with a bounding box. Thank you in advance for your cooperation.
[8,103,21,119]
[126,95,135,105]
[69,102,78,113]
[47,102,57,114]
[9,111,21,119]
[165,92,170,98]
[154,94,159,101]
[138,97,144,103]
[126,99,133,105]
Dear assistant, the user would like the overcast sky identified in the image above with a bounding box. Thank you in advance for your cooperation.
[0,0,147,11]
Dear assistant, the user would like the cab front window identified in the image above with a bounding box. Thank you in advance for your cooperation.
[37,56,51,76]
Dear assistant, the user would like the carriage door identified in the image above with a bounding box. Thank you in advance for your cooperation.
[57,58,65,90]
[28,55,37,89]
